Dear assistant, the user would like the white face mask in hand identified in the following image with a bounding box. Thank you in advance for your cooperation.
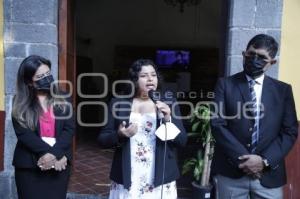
[155,122,181,141]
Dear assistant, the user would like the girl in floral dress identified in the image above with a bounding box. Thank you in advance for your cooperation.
[98,59,187,199]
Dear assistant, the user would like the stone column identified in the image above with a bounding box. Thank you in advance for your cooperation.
[0,0,58,198]
[226,0,283,77]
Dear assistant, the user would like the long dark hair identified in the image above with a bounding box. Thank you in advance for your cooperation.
[128,59,162,96]
[12,55,66,130]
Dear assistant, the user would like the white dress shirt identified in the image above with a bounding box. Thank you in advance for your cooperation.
[246,74,264,140]
[246,74,264,106]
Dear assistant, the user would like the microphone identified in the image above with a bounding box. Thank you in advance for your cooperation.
[148,90,165,122]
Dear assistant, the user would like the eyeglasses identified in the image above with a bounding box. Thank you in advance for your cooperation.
[35,71,51,80]
[244,51,270,61]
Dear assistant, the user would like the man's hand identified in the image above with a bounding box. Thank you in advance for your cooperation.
[54,156,68,171]
[118,121,138,138]
[251,172,262,179]
[37,153,56,171]
[238,154,264,176]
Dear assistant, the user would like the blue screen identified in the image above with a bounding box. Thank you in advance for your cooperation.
[156,50,190,69]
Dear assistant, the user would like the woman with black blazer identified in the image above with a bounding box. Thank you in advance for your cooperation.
[98,59,187,199]
[12,55,75,199]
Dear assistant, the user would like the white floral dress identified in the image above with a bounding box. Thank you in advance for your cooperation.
[109,112,177,199]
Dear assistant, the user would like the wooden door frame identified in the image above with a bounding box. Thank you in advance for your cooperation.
[58,0,76,159]
[58,0,76,87]
[284,123,300,198]
[0,111,4,171]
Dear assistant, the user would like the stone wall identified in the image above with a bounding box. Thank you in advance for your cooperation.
[226,0,283,77]
[0,0,285,198]
[0,0,58,198]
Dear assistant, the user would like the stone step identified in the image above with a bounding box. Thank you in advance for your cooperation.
[67,193,190,199]
[67,193,104,199]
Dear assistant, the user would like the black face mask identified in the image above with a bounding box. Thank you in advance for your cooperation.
[243,56,268,78]
[34,75,54,91]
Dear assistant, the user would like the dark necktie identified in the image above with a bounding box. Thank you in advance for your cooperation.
[249,79,259,153]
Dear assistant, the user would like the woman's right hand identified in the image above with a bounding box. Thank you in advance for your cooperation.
[118,121,138,138]
[37,153,56,170]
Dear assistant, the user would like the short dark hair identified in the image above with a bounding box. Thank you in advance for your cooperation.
[246,34,279,58]
[128,59,161,95]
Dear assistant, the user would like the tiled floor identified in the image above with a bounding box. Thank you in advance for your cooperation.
[68,139,192,198]
[68,141,113,197]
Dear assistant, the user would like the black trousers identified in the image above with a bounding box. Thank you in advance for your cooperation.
[15,166,70,199]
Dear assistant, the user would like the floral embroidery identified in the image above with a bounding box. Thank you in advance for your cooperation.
[137,175,154,196]
[139,183,154,195]
[109,113,177,199]
[163,182,176,195]
[143,121,153,134]
[135,141,151,166]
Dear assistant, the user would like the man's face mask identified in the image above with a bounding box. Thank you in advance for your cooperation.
[243,50,271,78]
[33,74,54,92]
